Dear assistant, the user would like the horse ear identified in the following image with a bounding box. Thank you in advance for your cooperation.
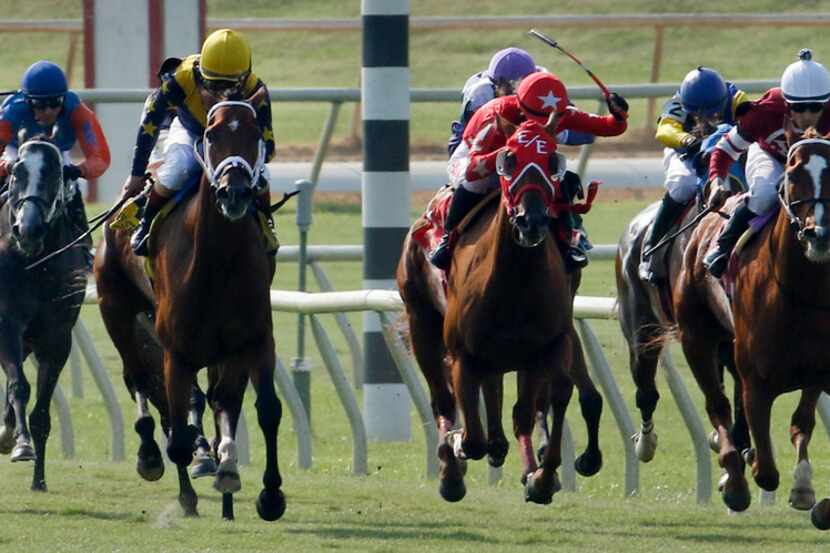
[247,85,267,109]
[496,114,517,137]
[17,127,30,145]
[784,117,802,146]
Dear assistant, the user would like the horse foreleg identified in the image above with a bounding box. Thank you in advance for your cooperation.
[248,344,287,522]
[525,371,572,505]
[788,387,819,511]
[743,377,779,493]
[450,352,486,461]
[29,339,70,491]
[163,351,198,516]
[481,373,508,468]
[134,391,165,481]
[569,331,603,476]
[681,331,749,512]
[0,322,34,463]
[0,380,16,454]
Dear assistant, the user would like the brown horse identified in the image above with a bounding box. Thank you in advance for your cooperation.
[676,132,830,520]
[94,97,285,521]
[398,121,603,504]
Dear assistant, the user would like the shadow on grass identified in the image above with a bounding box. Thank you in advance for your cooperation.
[0,506,143,523]
[315,202,361,215]
[286,524,497,543]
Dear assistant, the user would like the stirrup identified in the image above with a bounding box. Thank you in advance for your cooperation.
[131,224,151,256]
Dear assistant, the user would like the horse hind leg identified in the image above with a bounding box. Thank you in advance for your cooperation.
[525,370,573,505]
[134,392,164,481]
[788,388,819,511]
[628,336,661,463]
[0,323,35,463]
[188,382,217,479]
[0,384,16,454]
[481,374,509,468]
[569,331,603,476]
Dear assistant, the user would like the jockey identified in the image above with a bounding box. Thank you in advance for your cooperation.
[124,28,275,256]
[704,48,830,277]
[638,66,750,282]
[430,71,629,271]
[0,60,110,261]
[447,47,595,156]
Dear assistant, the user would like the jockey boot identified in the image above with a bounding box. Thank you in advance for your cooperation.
[66,188,94,271]
[130,187,168,257]
[703,202,755,279]
[429,186,485,270]
[560,212,591,271]
[638,193,686,282]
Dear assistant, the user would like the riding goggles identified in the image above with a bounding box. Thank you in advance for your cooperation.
[26,96,64,110]
[202,75,247,98]
[789,102,825,114]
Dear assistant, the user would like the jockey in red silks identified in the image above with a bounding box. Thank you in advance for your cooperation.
[430,71,629,271]
[704,48,830,277]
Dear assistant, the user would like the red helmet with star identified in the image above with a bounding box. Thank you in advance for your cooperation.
[516,72,569,124]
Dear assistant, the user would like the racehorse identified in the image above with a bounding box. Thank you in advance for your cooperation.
[397,120,603,504]
[617,124,750,467]
[676,130,830,520]
[0,136,86,491]
[94,94,285,521]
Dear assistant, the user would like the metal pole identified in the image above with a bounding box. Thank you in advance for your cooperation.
[361,0,412,442]
[69,337,84,398]
[275,355,313,469]
[310,102,342,185]
[293,179,315,423]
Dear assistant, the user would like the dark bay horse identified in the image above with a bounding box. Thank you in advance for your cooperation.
[95,96,285,521]
[0,137,86,490]
[398,120,603,504]
[676,132,830,520]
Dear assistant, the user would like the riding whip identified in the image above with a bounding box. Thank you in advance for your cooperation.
[528,29,611,100]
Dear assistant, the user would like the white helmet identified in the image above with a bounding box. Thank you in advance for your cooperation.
[781,49,830,103]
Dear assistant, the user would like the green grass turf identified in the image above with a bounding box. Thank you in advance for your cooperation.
[1,196,829,551]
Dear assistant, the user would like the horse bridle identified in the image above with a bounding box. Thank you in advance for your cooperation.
[8,139,65,227]
[193,100,267,193]
[778,137,830,241]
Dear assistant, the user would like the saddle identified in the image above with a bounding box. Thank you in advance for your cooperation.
[110,181,279,280]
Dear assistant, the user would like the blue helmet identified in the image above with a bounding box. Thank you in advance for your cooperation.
[21,61,68,98]
[487,48,536,83]
[679,67,728,118]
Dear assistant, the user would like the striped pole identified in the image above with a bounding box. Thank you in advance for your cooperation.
[361,0,411,441]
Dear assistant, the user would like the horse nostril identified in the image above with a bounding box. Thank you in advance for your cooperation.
[216,187,229,200]
[514,214,529,231]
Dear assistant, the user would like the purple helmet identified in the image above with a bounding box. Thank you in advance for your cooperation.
[487,48,536,83]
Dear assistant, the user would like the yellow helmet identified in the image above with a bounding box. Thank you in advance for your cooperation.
[200,29,251,81]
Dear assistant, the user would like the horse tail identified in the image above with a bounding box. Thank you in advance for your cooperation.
[637,320,678,355]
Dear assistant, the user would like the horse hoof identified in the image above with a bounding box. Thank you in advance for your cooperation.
[190,455,217,479]
[179,494,199,517]
[721,480,751,512]
[632,430,657,463]
[708,429,720,454]
[137,458,165,482]
[810,498,830,530]
[214,464,241,494]
[439,477,466,502]
[487,440,509,468]
[0,427,15,454]
[31,480,47,492]
[753,470,779,493]
[575,450,603,477]
[256,489,286,521]
[11,443,36,462]
[789,487,817,511]
[524,472,553,505]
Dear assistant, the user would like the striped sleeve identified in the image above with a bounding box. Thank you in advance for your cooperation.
[710,127,752,179]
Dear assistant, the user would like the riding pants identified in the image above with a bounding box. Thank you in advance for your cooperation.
[662,147,699,204]
[745,143,783,215]
[156,117,202,194]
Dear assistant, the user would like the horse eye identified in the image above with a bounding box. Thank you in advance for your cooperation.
[496,150,516,178]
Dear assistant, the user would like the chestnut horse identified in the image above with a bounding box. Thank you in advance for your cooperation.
[0,137,86,491]
[676,132,830,520]
[398,120,603,504]
[94,97,285,521]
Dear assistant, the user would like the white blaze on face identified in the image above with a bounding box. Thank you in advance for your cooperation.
[21,149,45,195]
[805,153,828,224]
[228,119,240,132]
